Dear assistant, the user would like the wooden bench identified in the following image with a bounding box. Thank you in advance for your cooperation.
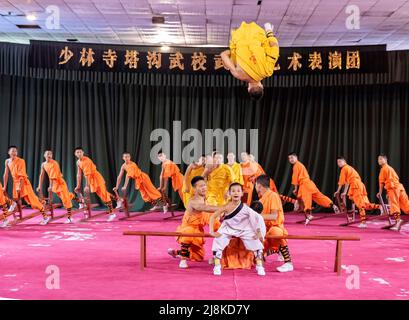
[123,231,360,276]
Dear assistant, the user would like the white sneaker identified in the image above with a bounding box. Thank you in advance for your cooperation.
[64,217,73,224]
[167,248,179,259]
[276,262,294,273]
[358,222,367,228]
[163,205,169,213]
[213,264,222,276]
[277,252,284,262]
[115,199,123,209]
[149,205,162,212]
[179,260,188,269]
[40,216,51,225]
[1,219,9,228]
[264,23,273,33]
[79,203,85,209]
[390,220,402,231]
[256,265,266,276]
[305,215,314,225]
[107,213,117,222]
[8,201,17,213]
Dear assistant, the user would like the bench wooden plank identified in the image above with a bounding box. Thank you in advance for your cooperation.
[123,230,360,275]
[123,230,360,241]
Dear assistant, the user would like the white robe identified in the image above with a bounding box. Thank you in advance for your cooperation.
[212,202,266,253]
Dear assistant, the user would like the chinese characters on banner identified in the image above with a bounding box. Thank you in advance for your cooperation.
[58,46,361,72]
[30,41,386,74]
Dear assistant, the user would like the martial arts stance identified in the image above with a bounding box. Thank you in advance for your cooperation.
[255,175,293,272]
[37,150,76,224]
[210,183,266,276]
[226,152,244,185]
[74,147,116,221]
[114,152,163,210]
[377,154,409,231]
[3,146,49,226]
[168,176,221,268]
[334,156,380,228]
[204,152,234,206]
[157,151,184,210]
[221,22,278,100]
[288,152,339,224]
[182,155,205,207]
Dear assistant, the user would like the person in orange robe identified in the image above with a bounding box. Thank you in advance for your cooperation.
[114,152,162,211]
[168,176,222,269]
[2,146,48,226]
[182,155,205,207]
[37,150,76,224]
[249,153,278,192]
[74,147,116,221]
[0,182,13,227]
[334,156,380,228]
[288,152,339,225]
[377,154,409,231]
[255,175,293,272]
[157,152,184,209]
[240,152,259,205]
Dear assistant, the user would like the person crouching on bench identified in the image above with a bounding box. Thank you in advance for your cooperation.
[210,182,266,276]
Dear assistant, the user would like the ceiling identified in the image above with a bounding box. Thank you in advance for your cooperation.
[0,0,409,50]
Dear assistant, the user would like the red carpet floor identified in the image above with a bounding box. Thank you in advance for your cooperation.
[0,209,408,300]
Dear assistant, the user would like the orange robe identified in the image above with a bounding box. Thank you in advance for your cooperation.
[338,165,378,212]
[0,182,7,206]
[124,161,161,203]
[7,157,44,211]
[379,164,409,216]
[259,189,288,252]
[253,162,278,192]
[240,161,258,205]
[43,159,74,209]
[78,156,112,203]
[162,160,184,192]
[176,210,208,261]
[292,161,332,211]
[182,166,205,206]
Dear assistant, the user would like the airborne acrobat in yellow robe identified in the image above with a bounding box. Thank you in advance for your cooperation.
[229,21,279,82]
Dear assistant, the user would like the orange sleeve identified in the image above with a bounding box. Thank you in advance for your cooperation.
[338,167,347,185]
[17,159,28,179]
[162,163,174,179]
[291,163,299,185]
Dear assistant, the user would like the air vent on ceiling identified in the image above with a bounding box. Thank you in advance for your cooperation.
[16,24,41,29]
[152,16,165,24]
[67,38,78,42]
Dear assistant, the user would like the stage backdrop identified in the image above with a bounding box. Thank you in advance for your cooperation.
[0,41,408,210]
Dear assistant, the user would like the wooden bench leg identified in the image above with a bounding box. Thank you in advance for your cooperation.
[334,240,343,276]
[140,235,146,271]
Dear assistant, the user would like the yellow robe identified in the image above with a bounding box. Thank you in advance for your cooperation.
[182,166,205,207]
[228,162,244,185]
[206,164,234,205]
[229,21,279,81]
